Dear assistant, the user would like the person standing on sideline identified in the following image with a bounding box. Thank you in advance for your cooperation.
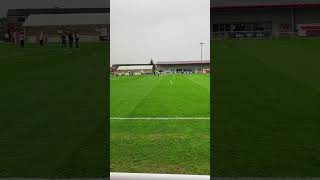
[74,32,79,48]
[20,32,25,47]
[12,31,16,44]
[15,31,20,47]
[39,32,44,46]
[68,31,73,48]
[61,31,66,48]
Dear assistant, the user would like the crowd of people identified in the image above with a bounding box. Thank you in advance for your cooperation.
[3,30,80,48]
[60,31,80,48]
[10,31,26,47]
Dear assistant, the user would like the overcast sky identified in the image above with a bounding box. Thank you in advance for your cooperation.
[111,0,210,64]
[0,0,109,16]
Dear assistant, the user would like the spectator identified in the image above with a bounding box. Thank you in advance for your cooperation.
[68,31,73,48]
[15,32,20,47]
[61,31,66,48]
[74,32,79,48]
[20,32,25,47]
[39,32,44,46]
[12,31,16,44]
[44,34,48,44]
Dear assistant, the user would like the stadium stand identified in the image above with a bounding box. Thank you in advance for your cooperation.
[0,18,6,41]
[116,65,154,75]
[23,13,109,42]
[211,0,320,38]
[112,60,210,75]
[157,60,210,74]
[6,8,109,42]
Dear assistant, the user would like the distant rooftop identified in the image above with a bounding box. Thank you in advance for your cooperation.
[7,8,109,17]
[118,65,153,70]
[157,60,210,65]
[23,13,109,26]
[112,60,211,67]
[112,63,150,67]
[211,0,320,8]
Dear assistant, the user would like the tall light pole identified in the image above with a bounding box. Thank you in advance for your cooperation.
[200,42,205,73]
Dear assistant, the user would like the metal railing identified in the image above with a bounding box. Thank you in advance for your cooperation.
[211,31,273,39]
[211,31,300,39]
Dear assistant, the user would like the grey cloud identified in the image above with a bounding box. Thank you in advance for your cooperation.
[111,0,210,64]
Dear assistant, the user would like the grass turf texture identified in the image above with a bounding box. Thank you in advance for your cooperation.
[110,74,210,175]
[212,38,320,177]
[0,43,108,177]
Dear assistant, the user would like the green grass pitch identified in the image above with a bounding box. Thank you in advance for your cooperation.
[110,74,210,175]
[212,38,320,177]
[0,42,108,178]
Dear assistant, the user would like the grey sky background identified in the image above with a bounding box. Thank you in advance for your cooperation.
[0,0,109,17]
[111,0,210,64]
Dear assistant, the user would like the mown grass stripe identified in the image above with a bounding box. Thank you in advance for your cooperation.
[110,117,210,120]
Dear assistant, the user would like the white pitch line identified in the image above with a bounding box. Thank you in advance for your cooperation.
[110,117,210,120]
[110,172,209,180]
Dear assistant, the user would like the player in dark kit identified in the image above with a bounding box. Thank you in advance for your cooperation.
[68,32,73,48]
[61,32,66,48]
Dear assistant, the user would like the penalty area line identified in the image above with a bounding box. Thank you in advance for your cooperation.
[110,117,210,120]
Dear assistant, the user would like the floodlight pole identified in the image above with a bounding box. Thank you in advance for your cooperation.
[200,42,205,73]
